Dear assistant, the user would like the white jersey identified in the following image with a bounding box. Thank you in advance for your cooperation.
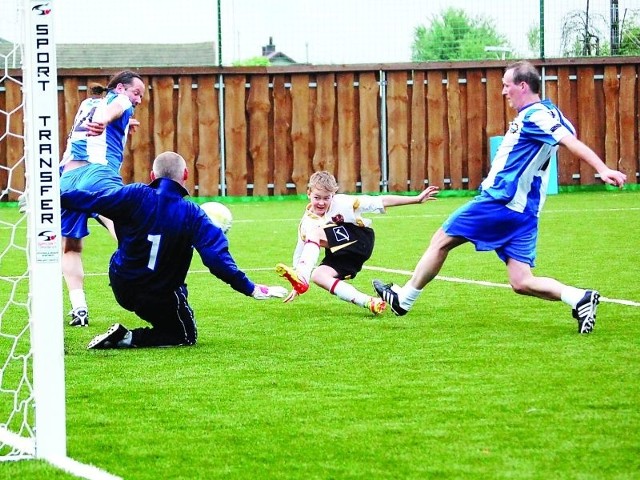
[292,193,385,267]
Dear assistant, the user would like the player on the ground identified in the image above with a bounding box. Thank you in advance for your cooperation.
[373,61,627,334]
[276,171,439,315]
[60,70,145,327]
[60,151,286,349]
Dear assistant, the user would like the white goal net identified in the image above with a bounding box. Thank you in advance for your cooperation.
[0,0,66,461]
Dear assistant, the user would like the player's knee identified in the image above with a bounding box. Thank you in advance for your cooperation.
[509,278,530,295]
[309,270,323,288]
[63,237,83,254]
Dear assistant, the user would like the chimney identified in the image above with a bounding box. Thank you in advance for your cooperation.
[262,36,276,56]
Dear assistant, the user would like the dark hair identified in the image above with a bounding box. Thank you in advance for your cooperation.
[89,83,107,96]
[506,61,541,94]
[88,70,143,96]
[106,70,143,90]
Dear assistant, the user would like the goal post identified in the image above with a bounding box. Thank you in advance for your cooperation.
[0,0,66,460]
[23,0,66,459]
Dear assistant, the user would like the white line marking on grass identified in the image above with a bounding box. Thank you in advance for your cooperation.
[363,265,640,307]
[0,428,121,479]
[30,267,640,308]
[46,455,123,480]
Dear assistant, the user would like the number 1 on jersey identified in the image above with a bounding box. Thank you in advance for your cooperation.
[147,234,161,270]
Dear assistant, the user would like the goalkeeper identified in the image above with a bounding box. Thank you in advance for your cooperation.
[60,151,286,349]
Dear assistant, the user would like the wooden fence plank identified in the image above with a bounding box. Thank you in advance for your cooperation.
[447,70,463,189]
[152,76,176,156]
[459,72,469,187]
[290,74,311,193]
[387,71,409,191]
[358,72,380,193]
[195,75,220,196]
[577,67,597,184]
[129,75,151,184]
[313,73,336,174]
[427,71,445,189]
[618,65,637,184]
[247,75,270,196]
[272,74,292,194]
[485,68,505,138]
[177,76,196,194]
[224,75,248,195]
[556,67,579,184]
[410,70,426,191]
[336,72,358,192]
[466,69,485,189]
[603,66,620,171]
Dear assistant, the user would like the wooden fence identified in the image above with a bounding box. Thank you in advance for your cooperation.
[1,58,638,200]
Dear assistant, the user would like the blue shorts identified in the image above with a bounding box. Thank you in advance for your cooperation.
[442,195,539,267]
[60,163,123,239]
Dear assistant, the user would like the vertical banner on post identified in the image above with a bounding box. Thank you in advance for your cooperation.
[23,0,66,459]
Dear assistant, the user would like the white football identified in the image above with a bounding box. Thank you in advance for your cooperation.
[201,201,233,234]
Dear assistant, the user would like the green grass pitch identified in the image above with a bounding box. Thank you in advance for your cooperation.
[2,190,640,479]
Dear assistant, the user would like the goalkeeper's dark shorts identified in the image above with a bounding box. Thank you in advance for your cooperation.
[320,223,375,280]
[109,273,198,347]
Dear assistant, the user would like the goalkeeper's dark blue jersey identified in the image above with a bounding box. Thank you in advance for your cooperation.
[60,177,255,296]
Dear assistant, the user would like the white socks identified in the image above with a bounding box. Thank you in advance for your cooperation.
[69,288,87,311]
[399,284,422,311]
[296,241,321,283]
[332,280,370,308]
[560,286,586,308]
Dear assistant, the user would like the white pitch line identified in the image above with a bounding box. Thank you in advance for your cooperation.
[0,428,121,480]
[45,455,123,480]
[362,265,640,307]
[9,266,638,307]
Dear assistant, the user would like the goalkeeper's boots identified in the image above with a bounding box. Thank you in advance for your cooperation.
[367,297,387,315]
[87,323,130,350]
[68,307,89,327]
[572,290,600,334]
[275,263,309,294]
[372,280,408,316]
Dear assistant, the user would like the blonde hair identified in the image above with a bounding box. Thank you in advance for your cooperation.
[308,171,339,193]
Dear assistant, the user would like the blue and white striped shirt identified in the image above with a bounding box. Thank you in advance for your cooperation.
[60,91,134,173]
[481,99,575,217]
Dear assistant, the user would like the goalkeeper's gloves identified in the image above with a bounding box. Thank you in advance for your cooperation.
[252,285,288,300]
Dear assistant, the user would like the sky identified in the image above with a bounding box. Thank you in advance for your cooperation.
[1,0,638,64]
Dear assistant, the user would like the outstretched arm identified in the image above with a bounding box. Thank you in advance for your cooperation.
[381,185,440,208]
[560,135,626,187]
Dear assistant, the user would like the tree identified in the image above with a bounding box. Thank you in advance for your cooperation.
[560,1,608,56]
[527,24,541,57]
[231,56,270,67]
[411,8,511,61]
[618,11,640,55]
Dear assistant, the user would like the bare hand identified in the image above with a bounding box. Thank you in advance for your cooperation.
[600,168,627,188]
[128,118,140,134]
[415,185,440,203]
[85,121,105,137]
[283,289,298,303]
